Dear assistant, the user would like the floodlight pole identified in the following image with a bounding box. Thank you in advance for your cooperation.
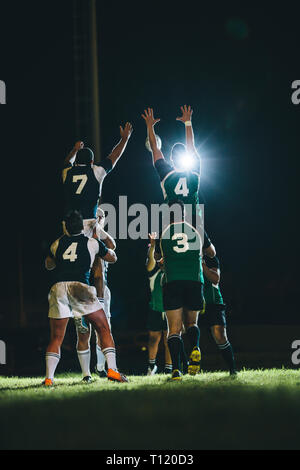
[89,0,101,163]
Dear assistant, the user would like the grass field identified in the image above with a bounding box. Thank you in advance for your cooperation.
[0,369,300,450]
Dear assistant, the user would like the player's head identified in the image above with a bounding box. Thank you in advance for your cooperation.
[170,143,187,170]
[168,199,185,223]
[96,206,105,229]
[75,147,94,165]
[64,210,83,235]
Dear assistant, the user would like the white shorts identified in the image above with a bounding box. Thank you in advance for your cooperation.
[62,219,100,238]
[48,281,104,319]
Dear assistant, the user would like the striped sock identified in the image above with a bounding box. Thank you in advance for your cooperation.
[96,344,106,372]
[164,363,172,372]
[45,352,60,380]
[217,341,236,373]
[77,348,91,377]
[102,347,117,371]
[167,334,182,371]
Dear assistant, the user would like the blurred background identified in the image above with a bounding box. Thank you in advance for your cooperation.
[0,1,299,376]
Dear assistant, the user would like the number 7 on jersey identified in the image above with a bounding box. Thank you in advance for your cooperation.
[72,175,88,194]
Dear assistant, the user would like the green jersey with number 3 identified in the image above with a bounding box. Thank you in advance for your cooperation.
[160,222,204,283]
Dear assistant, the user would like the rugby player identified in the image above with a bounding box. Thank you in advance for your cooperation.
[158,200,211,381]
[146,233,172,375]
[142,106,202,222]
[62,121,133,236]
[75,207,116,380]
[201,255,237,375]
[44,210,128,385]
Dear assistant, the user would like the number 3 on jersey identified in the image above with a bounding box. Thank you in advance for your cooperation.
[73,174,87,194]
[63,242,78,262]
[172,233,189,253]
[174,177,189,197]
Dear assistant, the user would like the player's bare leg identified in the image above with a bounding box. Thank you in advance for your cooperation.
[211,325,237,375]
[183,309,201,375]
[85,309,128,382]
[76,324,92,382]
[166,308,183,380]
[147,331,162,375]
[44,318,69,385]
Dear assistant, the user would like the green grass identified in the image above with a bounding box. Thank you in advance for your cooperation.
[0,369,300,450]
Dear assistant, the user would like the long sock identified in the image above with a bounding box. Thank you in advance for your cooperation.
[164,363,172,373]
[217,341,236,373]
[180,338,189,373]
[186,325,200,350]
[167,334,181,371]
[96,344,106,372]
[148,358,156,368]
[102,347,117,371]
[77,348,91,377]
[45,352,60,380]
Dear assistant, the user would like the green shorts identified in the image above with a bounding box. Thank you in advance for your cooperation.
[147,309,168,332]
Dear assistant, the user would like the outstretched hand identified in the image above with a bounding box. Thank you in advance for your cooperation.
[148,232,157,247]
[120,122,133,140]
[141,108,160,127]
[176,104,193,123]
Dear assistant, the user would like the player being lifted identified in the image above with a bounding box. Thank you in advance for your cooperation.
[146,233,172,375]
[44,210,128,384]
[142,105,202,228]
[157,200,215,381]
[200,255,237,375]
[62,122,133,236]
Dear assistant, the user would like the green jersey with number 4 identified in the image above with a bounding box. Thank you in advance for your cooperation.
[160,222,204,283]
[161,170,200,213]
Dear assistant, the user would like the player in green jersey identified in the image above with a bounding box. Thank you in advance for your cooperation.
[158,200,215,380]
[146,233,172,375]
[142,105,202,223]
[201,255,237,375]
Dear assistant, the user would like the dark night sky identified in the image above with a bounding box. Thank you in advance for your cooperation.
[0,1,299,329]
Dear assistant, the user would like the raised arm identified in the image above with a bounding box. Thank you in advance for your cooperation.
[142,108,164,165]
[63,141,84,167]
[146,233,158,272]
[176,105,200,173]
[107,122,133,168]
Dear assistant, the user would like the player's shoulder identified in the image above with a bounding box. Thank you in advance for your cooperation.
[155,158,173,181]
[93,159,113,174]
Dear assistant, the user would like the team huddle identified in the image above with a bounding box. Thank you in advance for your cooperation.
[43,105,236,385]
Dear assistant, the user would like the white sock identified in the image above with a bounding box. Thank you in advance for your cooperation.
[102,347,117,371]
[45,352,60,380]
[77,348,91,377]
[96,344,106,372]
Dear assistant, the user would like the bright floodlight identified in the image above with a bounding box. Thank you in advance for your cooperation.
[178,152,196,170]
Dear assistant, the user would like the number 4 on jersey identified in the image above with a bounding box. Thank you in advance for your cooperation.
[174,177,189,197]
[63,242,78,262]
